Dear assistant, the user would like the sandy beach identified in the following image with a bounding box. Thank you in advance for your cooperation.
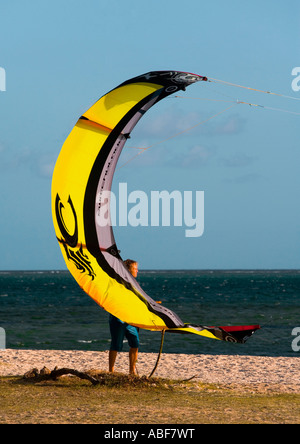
[0,349,299,393]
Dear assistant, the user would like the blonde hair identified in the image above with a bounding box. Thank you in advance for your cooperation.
[124,259,137,271]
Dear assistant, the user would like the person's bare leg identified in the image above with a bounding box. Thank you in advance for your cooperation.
[129,348,138,374]
[109,350,118,372]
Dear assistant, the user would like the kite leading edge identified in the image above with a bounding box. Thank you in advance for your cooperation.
[51,71,260,345]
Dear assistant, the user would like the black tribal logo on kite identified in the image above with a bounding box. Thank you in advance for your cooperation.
[55,194,78,248]
[55,194,96,280]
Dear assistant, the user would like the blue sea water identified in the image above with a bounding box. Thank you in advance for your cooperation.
[0,270,299,357]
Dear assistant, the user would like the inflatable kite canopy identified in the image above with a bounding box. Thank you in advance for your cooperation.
[51,71,260,344]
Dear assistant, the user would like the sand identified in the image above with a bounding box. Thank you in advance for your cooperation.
[0,349,299,393]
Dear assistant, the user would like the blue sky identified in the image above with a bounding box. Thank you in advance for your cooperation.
[0,0,299,270]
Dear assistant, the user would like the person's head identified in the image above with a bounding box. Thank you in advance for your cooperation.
[124,259,138,278]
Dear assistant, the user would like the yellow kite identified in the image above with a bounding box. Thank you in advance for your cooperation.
[51,71,259,343]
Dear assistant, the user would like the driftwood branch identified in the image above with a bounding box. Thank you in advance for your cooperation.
[50,368,99,385]
[23,366,99,385]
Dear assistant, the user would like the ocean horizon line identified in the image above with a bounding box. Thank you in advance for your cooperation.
[1,268,300,273]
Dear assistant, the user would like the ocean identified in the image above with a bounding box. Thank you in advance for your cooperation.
[0,270,299,357]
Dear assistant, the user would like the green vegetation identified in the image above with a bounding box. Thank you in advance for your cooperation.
[1,372,299,424]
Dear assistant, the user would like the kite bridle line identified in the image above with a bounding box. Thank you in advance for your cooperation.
[118,76,299,169]
[174,96,300,116]
[207,77,300,101]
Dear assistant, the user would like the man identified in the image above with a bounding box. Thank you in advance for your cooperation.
[108,259,139,375]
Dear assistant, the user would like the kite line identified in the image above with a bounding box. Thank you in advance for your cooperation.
[207,77,300,101]
[118,76,299,169]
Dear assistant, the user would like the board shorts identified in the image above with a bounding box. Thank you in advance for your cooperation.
[109,314,139,351]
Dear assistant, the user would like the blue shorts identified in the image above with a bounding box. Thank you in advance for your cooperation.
[109,315,139,351]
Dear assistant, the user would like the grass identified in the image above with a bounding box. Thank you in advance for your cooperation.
[0,372,299,424]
